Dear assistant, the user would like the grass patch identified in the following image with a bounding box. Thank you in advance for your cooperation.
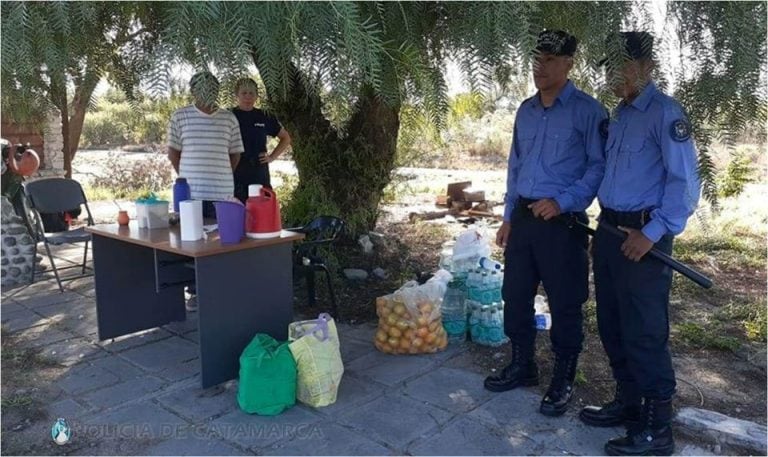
[1,395,35,409]
[83,185,171,202]
[674,322,742,352]
[583,299,598,334]
[717,300,767,343]
[574,369,588,386]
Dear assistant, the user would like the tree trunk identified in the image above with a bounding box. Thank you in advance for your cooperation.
[271,67,400,235]
[50,74,72,179]
[66,77,100,174]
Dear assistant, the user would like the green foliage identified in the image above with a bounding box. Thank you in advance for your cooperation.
[80,87,189,147]
[675,322,741,352]
[4,1,766,228]
[718,149,757,198]
[90,153,173,199]
[450,93,485,121]
[719,301,768,343]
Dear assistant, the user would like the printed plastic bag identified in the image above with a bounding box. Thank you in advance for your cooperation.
[374,270,452,354]
[237,334,297,415]
[288,313,344,408]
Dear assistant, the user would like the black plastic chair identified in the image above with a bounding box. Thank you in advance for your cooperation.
[23,178,94,292]
[286,216,345,319]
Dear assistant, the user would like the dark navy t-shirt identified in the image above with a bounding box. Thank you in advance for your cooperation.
[231,107,282,159]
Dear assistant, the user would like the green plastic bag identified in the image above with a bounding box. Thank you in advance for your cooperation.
[237,333,297,415]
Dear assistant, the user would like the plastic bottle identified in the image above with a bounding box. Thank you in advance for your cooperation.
[173,177,191,213]
[490,271,502,302]
[469,303,481,342]
[488,308,503,345]
[442,280,467,343]
[479,256,503,271]
[480,272,491,305]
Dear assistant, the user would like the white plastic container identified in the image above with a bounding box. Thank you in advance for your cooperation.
[136,201,169,229]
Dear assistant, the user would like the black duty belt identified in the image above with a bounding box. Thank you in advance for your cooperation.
[599,207,652,230]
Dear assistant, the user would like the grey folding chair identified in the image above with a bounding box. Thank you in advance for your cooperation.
[22,178,94,292]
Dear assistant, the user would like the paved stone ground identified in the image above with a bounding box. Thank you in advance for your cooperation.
[1,246,718,455]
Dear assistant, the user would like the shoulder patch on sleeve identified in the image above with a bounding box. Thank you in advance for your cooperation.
[599,119,610,139]
[670,119,691,142]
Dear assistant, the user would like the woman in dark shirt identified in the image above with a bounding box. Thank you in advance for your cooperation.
[231,78,292,203]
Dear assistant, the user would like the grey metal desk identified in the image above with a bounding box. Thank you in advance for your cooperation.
[85,222,304,388]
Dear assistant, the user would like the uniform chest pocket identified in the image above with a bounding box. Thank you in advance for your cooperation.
[619,136,646,169]
[620,136,645,154]
[544,127,576,156]
[515,130,537,155]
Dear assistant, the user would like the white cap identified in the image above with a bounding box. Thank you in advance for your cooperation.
[248,184,263,197]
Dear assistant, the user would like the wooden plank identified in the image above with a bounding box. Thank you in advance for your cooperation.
[446,181,472,201]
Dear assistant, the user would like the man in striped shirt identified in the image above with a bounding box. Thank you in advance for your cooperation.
[167,71,244,218]
[167,71,244,311]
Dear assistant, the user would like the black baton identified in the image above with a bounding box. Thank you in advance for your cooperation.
[557,215,713,289]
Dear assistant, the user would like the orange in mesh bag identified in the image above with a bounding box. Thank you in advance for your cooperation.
[373,270,452,354]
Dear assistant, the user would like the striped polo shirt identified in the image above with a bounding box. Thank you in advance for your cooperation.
[167,105,245,201]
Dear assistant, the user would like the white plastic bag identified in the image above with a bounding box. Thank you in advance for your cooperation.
[452,227,492,262]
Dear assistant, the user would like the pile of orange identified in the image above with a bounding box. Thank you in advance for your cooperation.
[373,296,448,354]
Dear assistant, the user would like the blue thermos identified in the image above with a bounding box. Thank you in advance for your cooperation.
[173,177,191,213]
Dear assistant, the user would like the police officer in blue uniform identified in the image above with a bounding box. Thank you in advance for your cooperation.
[579,32,700,456]
[484,30,607,417]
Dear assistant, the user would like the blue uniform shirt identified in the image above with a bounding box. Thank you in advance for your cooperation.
[597,81,701,242]
[504,80,607,221]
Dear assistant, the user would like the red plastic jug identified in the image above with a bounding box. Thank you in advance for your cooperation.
[245,184,282,238]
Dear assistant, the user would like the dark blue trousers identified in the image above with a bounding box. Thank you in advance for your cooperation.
[502,207,589,361]
[593,215,676,399]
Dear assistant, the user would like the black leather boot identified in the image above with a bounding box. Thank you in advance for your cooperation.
[580,384,642,427]
[604,397,675,456]
[484,344,538,392]
[539,353,578,416]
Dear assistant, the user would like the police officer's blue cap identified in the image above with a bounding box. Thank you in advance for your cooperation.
[535,30,578,57]
[600,32,654,65]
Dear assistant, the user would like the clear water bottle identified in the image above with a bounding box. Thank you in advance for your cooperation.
[469,303,481,342]
[487,307,504,346]
[480,272,492,305]
[478,256,503,271]
[442,279,467,343]
[490,271,502,302]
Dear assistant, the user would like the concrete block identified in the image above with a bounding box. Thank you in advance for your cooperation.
[97,328,174,353]
[260,422,390,456]
[208,405,323,449]
[57,363,120,395]
[119,337,198,373]
[47,398,90,421]
[145,437,247,456]
[339,338,374,364]
[1,308,49,332]
[347,351,436,387]
[409,416,538,456]
[40,336,107,366]
[675,407,767,455]
[336,394,453,451]
[81,376,166,410]
[402,367,494,413]
[157,381,238,423]
[312,374,384,418]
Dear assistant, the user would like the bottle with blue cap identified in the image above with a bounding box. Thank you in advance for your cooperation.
[173,177,191,213]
